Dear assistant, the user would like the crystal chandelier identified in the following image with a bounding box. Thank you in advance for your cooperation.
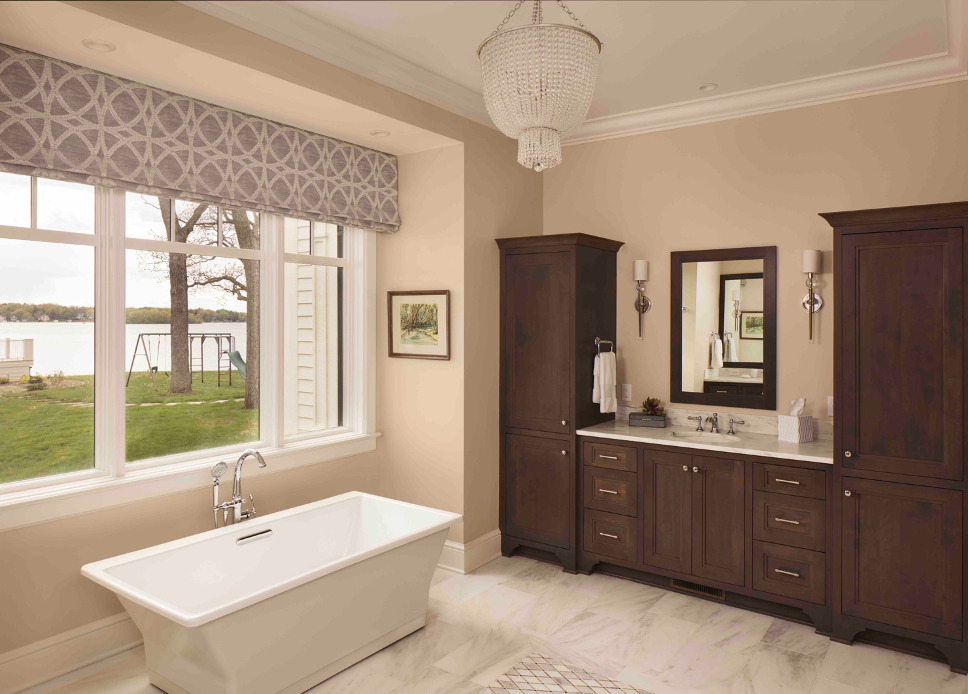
[477,0,602,171]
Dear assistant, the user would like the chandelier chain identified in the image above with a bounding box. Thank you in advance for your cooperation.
[491,0,524,36]
[531,0,543,25]
[556,0,588,31]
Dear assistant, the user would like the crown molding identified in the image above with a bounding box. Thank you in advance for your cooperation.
[181,0,966,146]
[564,0,967,145]
[179,0,493,127]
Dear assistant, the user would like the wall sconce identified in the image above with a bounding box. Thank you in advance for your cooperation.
[633,260,651,339]
[731,288,742,332]
[802,250,824,340]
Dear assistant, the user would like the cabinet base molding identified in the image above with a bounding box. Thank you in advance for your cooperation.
[503,535,577,573]
[834,619,968,675]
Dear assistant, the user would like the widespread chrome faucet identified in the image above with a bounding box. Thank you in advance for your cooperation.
[728,417,746,435]
[705,412,721,434]
[211,449,267,527]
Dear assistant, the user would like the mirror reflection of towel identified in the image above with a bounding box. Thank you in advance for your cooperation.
[709,335,724,369]
[725,334,739,362]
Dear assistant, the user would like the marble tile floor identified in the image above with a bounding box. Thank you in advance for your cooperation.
[25,555,968,694]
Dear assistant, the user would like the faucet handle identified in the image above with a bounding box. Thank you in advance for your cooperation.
[241,494,257,521]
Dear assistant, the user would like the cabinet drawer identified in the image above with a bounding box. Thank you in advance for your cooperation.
[752,541,825,605]
[584,441,637,472]
[753,492,825,552]
[753,463,826,500]
[584,467,637,517]
[583,510,637,563]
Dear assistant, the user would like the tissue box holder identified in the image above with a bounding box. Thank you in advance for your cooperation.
[777,415,813,443]
[630,412,666,428]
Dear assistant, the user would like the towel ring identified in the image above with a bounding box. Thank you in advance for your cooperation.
[595,337,614,354]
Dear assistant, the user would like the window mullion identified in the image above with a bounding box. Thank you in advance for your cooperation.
[94,187,127,478]
[263,213,285,448]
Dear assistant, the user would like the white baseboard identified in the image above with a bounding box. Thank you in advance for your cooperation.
[438,529,502,575]
[0,612,142,694]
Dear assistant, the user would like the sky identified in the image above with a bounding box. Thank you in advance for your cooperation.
[0,173,247,312]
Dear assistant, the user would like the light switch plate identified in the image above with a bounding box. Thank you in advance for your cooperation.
[622,384,632,402]
[828,395,834,417]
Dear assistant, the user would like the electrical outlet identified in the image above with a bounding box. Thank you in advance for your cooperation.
[828,395,834,417]
[622,384,632,402]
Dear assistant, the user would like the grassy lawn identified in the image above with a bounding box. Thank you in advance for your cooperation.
[0,372,258,484]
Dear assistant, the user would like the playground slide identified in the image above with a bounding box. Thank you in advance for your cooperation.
[225,351,246,379]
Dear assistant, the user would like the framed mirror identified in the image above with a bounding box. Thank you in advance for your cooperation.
[671,246,777,410]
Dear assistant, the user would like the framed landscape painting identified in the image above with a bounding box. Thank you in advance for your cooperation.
[388,290,450,360]
[740,311,764,340]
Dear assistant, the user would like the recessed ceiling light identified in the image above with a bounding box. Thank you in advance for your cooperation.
[369,130,391,138]
[698,83,718,92]
[82,39,117,53]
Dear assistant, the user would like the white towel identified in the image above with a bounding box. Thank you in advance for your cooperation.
[593,352,617,413]
[725,334,739,362]
[710,335,724,369]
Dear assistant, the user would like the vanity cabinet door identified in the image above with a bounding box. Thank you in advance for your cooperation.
[841,478,962,639]
[505,434,573,549]
[643,448,693,574]
[504,252,572,434]
[840,228,963,480]
[691,456,746,587]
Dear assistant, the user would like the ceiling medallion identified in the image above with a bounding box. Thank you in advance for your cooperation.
[477,0,602,172]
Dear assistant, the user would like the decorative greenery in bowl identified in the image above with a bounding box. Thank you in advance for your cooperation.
[630,398,666,428]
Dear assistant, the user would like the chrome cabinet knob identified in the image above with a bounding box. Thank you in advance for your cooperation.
[844,490,851,497]
[561,450,567,456]
[693,466,700,473]
[844,451,852,458]
[682,465,688,471]
[561,420,567,426]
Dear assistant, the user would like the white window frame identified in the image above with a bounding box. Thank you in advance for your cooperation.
[0,181,378,530]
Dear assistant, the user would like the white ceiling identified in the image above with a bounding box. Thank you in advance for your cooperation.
[186,0,967,143]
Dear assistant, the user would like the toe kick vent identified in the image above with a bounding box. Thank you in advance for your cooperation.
[671,578,725,601]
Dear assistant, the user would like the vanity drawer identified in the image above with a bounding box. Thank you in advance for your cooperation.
[584,441,637,472]
[752,541,825,605]
[753,492,825,551]
[753,463,826,500]
[704,382,738,395]
[584,467,637,517]
[583,510,637,563]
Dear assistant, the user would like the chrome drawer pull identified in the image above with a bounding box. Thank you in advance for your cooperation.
[598,489,619,495]
[774,478,800,485]
[774,568,801,578]
[774,518,801,525]
[599,532,619,539]
[599,454,619,460]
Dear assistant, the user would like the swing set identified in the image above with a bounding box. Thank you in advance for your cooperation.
[126,332,239,391]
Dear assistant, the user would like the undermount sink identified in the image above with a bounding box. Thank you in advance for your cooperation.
[671,431,742,443]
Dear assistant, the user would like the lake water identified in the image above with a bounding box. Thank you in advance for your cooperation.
[0,322,248,377]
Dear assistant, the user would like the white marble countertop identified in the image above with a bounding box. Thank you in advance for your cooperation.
[577,420,833,465]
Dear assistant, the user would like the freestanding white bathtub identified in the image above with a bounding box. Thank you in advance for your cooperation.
[81,492,461,694]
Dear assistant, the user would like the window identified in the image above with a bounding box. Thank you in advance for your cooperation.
[0,176,374,498]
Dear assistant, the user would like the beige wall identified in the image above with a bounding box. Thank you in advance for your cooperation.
[543,80,968,420]
[0,1,541,656]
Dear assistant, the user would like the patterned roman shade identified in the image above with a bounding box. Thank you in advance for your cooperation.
[0,43,400,232]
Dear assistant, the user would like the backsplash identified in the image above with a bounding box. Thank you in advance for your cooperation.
[616,404,833,441]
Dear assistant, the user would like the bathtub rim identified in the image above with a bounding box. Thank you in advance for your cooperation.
[80,491,461,627]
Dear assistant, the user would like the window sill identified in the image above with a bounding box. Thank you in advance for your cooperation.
[0,432,380,532]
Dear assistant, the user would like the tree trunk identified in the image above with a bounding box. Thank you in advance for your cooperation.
[167,252,192,394]
[230,210,260,411]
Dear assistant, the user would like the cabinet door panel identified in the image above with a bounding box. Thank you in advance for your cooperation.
[643,449,692,574]
[505,252,572,433]
[505,435,573,548]
[842,478,962,639]
[692,456,746,587]
[841,228,963,480]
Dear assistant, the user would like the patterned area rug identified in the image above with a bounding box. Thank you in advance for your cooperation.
[481,653,653,693]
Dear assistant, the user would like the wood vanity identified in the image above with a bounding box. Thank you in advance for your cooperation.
[498,206,968,673]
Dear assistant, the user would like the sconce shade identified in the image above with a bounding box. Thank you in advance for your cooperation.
[633,260,648,281]
[731,289,741,301]
[802,250,823,274]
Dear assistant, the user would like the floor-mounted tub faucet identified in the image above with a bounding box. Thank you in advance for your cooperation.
[211,449,267,527]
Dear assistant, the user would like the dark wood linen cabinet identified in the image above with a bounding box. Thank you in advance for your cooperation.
[824,202,968,673]
[498,234,623,572]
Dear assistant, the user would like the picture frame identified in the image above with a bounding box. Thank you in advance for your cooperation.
[387,290,450,360]
[740,311,764,340]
